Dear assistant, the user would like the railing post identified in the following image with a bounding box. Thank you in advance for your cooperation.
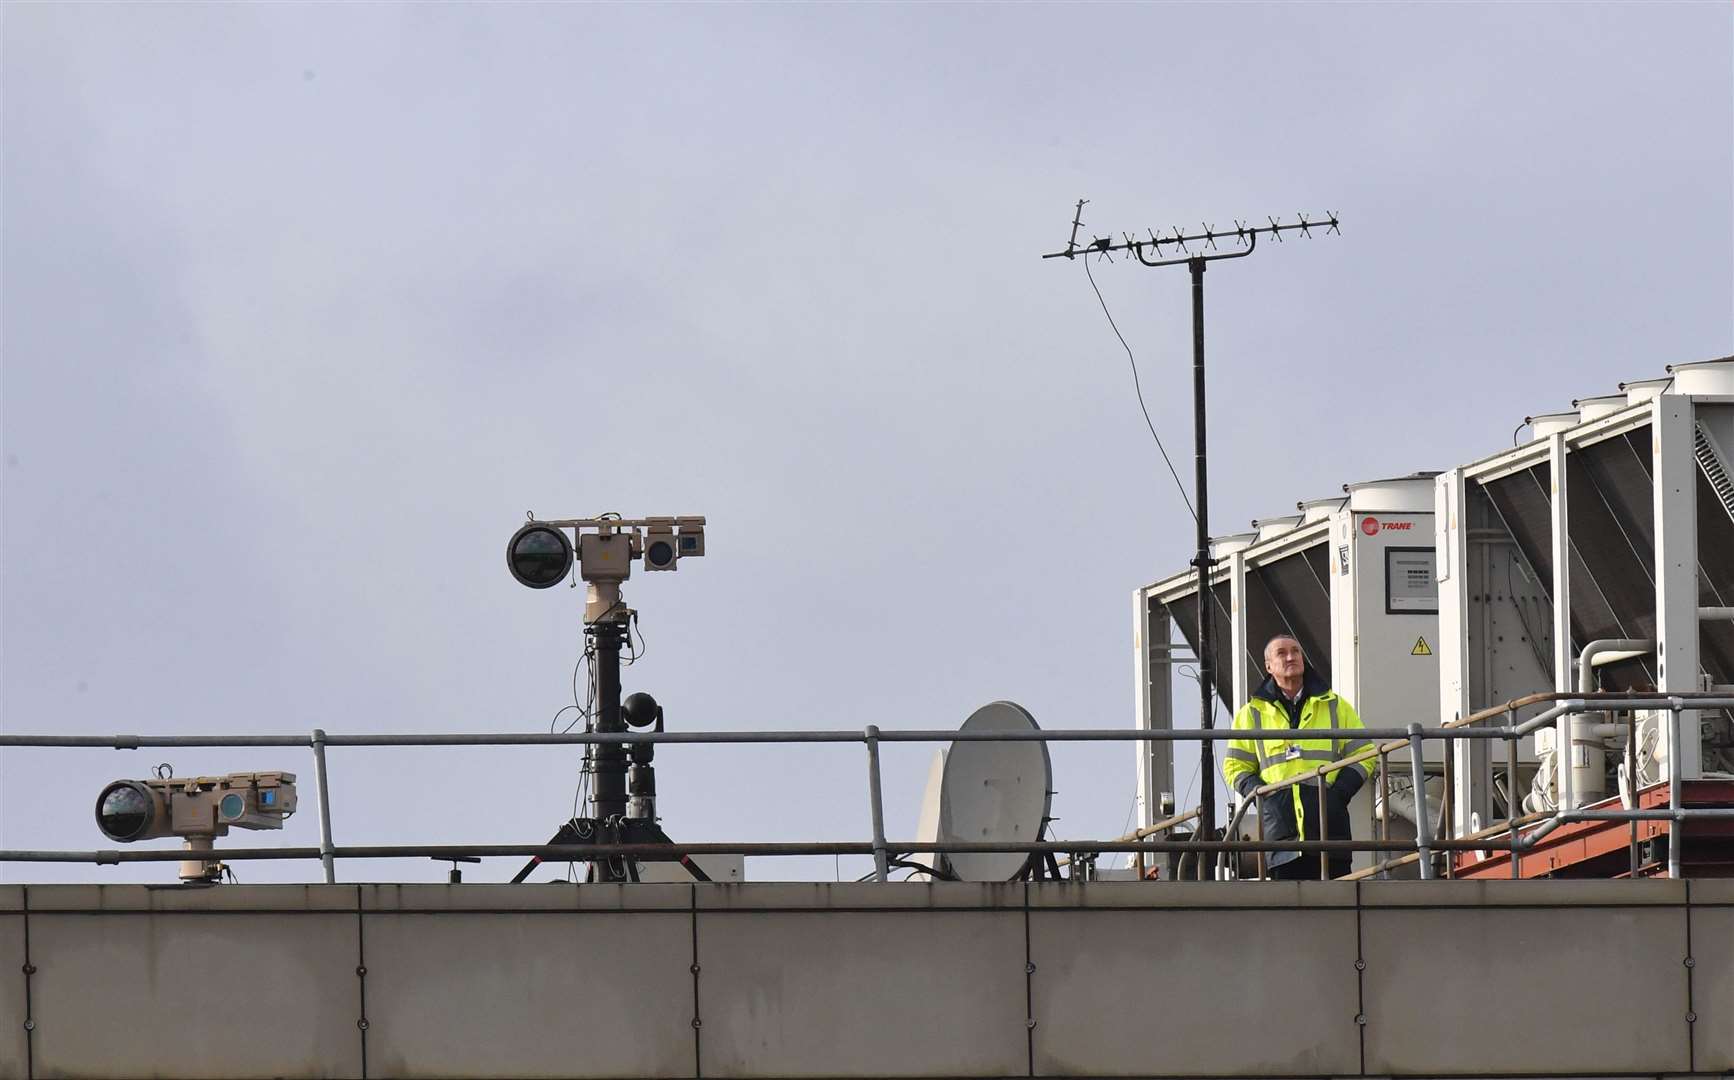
[1317,773,1330,879]
[311,728,337,884]
[1627,712,1641,878]
[864,725,890,883]
[1254,786,1266,881]
[1506,727,1520,879]
[1377,748,1389,880]
[1407,724,1434,880]
[1442,733,1455,879]
[1668,703,1683,880]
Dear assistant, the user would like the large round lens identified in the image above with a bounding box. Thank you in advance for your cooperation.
[95,781,156,842]
[507,525,573,589]
[646,539,675,568]
[219,792,246,820]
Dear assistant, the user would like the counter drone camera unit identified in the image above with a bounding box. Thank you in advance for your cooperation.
[505,513,711,885]
[94,771,298,884]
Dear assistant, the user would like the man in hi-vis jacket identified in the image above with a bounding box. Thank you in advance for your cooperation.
[1221,634,1375,880]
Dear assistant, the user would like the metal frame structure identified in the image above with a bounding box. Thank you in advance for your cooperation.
[1439,362,1734,837]
[1134,477,1450,875]
[6,690,1734,883]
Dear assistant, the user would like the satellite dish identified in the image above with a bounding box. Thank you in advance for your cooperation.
[907,749,947,882]
[938,701,1052,882]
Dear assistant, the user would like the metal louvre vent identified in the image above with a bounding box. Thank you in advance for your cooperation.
[1695,422,1734,523]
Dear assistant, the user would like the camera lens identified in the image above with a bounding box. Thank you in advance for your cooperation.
[219,793,246,820]
[647,539,675,568]
[95,781,156,842]
[623,691,661,729]
[507,525,573,589]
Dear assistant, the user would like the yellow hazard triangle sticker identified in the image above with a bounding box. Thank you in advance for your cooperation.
[1411,636,1433,656]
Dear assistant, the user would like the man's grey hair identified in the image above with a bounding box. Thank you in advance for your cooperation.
[1263,632,1302,654]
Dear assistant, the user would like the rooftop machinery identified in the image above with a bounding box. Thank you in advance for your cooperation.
[1134,354,1734,878]
[1135,473,1448,871]
[1438,357,1734,874]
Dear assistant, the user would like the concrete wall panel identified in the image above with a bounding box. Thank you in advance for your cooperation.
[29,912,360,1079]
[364,912,694,1079]
[696,910,1027,1078]
[1691,903,1734,1071]
[0,913,25,1080]
[1030,907,1361,1077]
[1362,904,1690,1074]
[360,882,693,913]
[0,880,1724,1078]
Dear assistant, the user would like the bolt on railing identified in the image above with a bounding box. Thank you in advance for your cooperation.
[4,692,1734,883]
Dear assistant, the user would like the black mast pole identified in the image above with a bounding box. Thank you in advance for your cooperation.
[1189,256,1216,874]
[590,617,627,823]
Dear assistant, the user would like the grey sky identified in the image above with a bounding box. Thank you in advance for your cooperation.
[3,3,1730,884]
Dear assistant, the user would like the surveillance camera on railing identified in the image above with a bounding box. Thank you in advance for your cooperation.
[95,772,298,883]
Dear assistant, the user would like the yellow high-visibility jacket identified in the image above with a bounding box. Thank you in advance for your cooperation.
[1221,671,1375,846]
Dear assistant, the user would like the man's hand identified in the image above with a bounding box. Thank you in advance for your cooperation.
[1329,768,1365,805]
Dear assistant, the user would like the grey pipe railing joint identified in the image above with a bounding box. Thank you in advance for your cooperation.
[310,728,338,885]
[863,725,890,883]
[1405,723,1435,879]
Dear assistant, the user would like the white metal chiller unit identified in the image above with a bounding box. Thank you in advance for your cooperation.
[1436,355,1734,839]
[1133,474,1444,870]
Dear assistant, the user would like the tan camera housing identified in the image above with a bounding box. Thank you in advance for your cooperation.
[97,771,298,843]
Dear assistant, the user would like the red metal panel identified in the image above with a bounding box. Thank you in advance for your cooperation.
[1454,780,1734,879]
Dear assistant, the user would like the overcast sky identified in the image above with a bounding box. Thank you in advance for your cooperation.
[3,3,1731,885]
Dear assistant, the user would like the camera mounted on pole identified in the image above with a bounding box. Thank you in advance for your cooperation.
[505,513,711,885]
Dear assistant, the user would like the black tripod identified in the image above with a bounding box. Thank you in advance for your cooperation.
[511,612,709,884]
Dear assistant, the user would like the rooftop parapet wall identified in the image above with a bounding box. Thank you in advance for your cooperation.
[1,879,1730,1079]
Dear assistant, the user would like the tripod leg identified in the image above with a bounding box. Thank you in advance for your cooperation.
[677,854,712,883]
[633,823,712,882]
[510,822,582,884]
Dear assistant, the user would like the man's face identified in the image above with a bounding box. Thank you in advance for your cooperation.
[1265,637,1305,682]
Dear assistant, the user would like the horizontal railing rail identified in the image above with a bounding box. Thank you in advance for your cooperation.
[3,692,1731,884]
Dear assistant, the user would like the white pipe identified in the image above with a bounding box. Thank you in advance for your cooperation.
[1589,650,1649,669]
[1561,639,1654,807]
[1700,607,1734,621]
[1379,777,1442,835]
[1579,640,1656,693]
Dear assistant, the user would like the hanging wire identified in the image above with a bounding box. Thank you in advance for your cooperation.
[1082,253,1198,521]
[1174,663,1229,815]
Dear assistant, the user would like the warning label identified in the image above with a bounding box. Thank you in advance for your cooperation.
[1411,636,1433,656]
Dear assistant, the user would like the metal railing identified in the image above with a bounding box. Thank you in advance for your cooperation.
[4,691,1733,883]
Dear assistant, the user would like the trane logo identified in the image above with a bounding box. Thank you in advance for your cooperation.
[1360,516,1414,535]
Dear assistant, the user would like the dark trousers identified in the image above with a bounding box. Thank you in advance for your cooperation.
[1259,782,1354,880]
[1269,854,1351,881]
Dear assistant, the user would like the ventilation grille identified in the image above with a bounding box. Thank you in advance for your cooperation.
[1695,422,1734,522]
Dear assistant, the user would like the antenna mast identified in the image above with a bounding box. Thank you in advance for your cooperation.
[1044,204,1340,876]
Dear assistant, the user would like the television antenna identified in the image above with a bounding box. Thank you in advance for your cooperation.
[1043,203,1340,869]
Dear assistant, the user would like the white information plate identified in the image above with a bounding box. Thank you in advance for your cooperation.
[1386,547,1438,614]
